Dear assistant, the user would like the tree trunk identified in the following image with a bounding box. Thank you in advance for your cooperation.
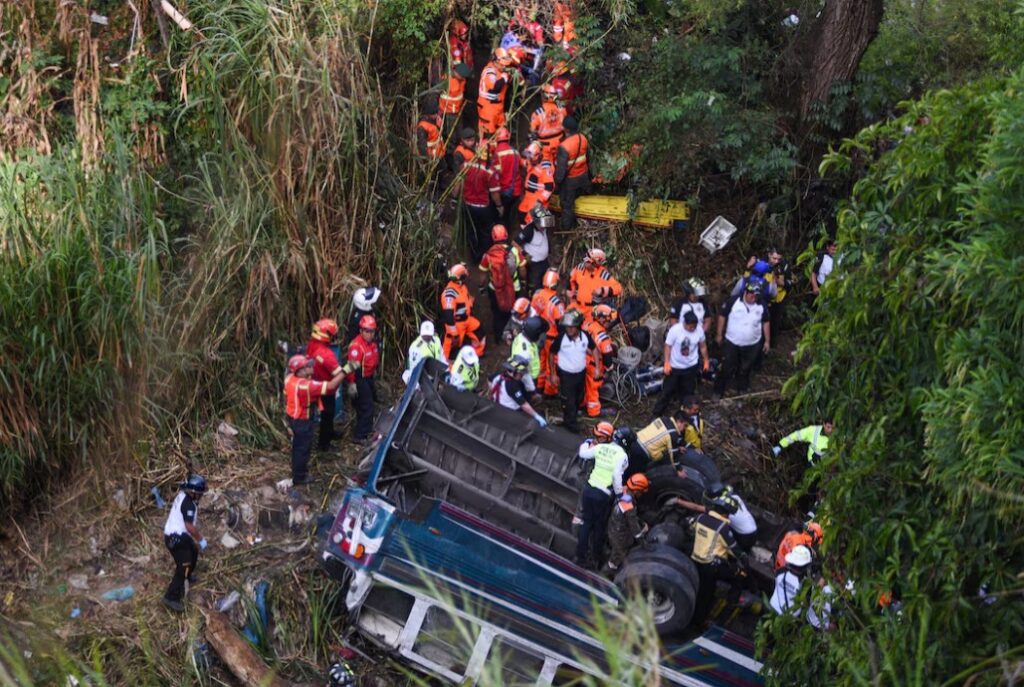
[799,0,885,119]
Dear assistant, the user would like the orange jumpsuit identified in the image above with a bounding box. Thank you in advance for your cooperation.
[531,287,566,396]
[552,1,576,46]
[477,61,510,136]
[530,101,567,164]
[581,317,615,416]
[440,280,485,359]
[569,263,623,319]
[416,114,444,160]
[517,160,555,218]
[440,69,468,118]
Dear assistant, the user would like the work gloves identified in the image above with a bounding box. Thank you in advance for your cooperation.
[199,538,208,551]
[535,415,548,428]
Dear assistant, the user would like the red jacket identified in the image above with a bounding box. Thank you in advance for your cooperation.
[347,335,380,380]
[463,160,500,207]
[306,339,342,382]
[491,142,521,195]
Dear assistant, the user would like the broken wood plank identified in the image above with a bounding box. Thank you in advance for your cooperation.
[200,607,290,687]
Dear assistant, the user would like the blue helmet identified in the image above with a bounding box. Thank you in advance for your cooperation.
[181,474,207,494]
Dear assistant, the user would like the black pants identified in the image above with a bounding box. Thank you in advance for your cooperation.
[464,203,496,262]
[714,339,762,395]
[558,368,585,432]
[693,559,743,625]
[769,300,785,336]
[626,444,650,479]
[353,376,376,441]
[652,364,699,416]
[576,486,613,564]
[164,534,198,603]
[735,530,758,551]
[500,191,517,226]
[525,259,550,293]
[289,416,316,481]
[486,289,512,340]
[559,175,592,230]
[318,393,336,451]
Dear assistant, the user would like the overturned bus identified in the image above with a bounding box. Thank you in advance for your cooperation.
[321,360,778,686]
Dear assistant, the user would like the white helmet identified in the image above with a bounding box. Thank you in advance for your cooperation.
[419,320,435,337]
[457,346,479,366]
[353,286,381,312]
[785,545,813,568]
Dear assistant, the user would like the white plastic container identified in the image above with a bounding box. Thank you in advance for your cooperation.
[700,216,738,254]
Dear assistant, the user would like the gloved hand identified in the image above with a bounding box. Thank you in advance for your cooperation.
[347,383,358,399]
[772,445,782,457]
[535,415,548,428]
[663,362,671,376]
[199,538,208,551]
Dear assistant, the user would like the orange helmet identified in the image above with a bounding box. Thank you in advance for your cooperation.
[594,422,614,441]
[451,19,469,39]
[626,474,650,493]
[593,304,614,322]
[542,268,560,289]
[448,263,469,282]
[359,315,377,331]
[312,318,339,341]
[806,522,824,545]
[512,297,531,318]
[491,224,509,242]
[524,141,542,161]
[495,127,511,143]
[288,354,312,373]
[586,248,607,265]
[542,83,558,99]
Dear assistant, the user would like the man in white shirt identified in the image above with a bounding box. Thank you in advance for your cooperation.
[714,282,770,399]
[549,309,594,433]
[653,311,709,416]
[162,474,208,612]
[811,238,838,296]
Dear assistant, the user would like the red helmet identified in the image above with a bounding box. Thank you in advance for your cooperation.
[542,83,558,99]
[586,248,607,265]
[542,268,560,289]
[593,304,614,322]
[359,315,377,331]
[288,354,312,373]
[449,263,469,282]
[512,297,530,318]
[594,422,615,441]
[451,19,469,39]
[626,473,650,493]
[495,127,511,143]
[491,224,508,242]
[312,318,339,341]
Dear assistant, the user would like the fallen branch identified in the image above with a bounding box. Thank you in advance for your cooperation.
[200,607,291,687]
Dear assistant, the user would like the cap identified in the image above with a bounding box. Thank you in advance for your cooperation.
[460,127,476,140]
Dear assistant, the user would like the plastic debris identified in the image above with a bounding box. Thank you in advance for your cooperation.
[112,489,128,511]
[100,586,134,602]
[70,607,81,619]
[241,581,270,648]
[150,486,167,509]
[68,574,89,590]
[192,640,213,673]
[216,590,241,612]
[699,215,738,254]
[275,478,293,492]
[89,12,108,25]
[220,531,241,549]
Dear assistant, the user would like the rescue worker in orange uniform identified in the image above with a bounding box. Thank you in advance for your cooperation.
[552,1,576,47]
[347,315,380,445]
[477,48,519,136]
[440,263,486,360]
[452,127,478,176]
[448,19,474,71]
[554,116,591,230]
[515,142,555,229]
[531,268,566,396]
[582,304,617,417]
[775,522,824,571]
[439,62,474,136]
[416,107,444,162]
[284,354,350,484]
[530,84,567,164]
[568,248,623,319]
[490,127,522,225]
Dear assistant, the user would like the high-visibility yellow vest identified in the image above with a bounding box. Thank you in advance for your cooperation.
[588,443,623,490]
[510,333,540,378]
[692,513,732,564]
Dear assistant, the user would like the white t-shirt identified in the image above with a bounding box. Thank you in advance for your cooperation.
[164,492,197,537]
[770,569,805,617]
[721,295,768,347]
[729,494,757,535]
[815,253,835,285]
[664,323,705,369]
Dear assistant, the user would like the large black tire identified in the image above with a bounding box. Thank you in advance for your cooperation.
[625,543,700,592]
[679,448,722,486]
[637,463,704,516]
[614,560,696,636]
[646,522,689,551]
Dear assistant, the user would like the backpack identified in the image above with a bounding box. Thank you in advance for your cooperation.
[486,243,516,312]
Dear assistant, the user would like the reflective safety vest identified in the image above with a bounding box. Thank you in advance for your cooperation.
[478,62,508,104]
[450,357,480,391]
[636,417,679,465]
[441,281,474,321]
[510,332,540,378]
[531,288,564,337]
[284,374,328,420]
[518,161,555,213]
[779,425,830,463]
[417,116,444,160]
[407,336,444,370]
[559,133,589,178]
[531,102,566,145]
[692,512,734,564]
[683,416,705,451]
[588,443,624,490]
[570,263,622,308]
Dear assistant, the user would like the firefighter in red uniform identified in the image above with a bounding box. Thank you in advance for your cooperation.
[441,263,486,360]
[448,19,474,71]
[284,354,350,484]
[490,127,522,225]
[582,304,617,417]
[461,141,501,261]
[531,268,566,396]
[515,142,555,229]
[306,319,344,452]
[530,84,567,164]
[347,315,380,444]
[568,248,623,320]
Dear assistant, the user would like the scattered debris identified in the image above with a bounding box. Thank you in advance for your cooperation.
[70,606,81,619]
[100,586,134,602]
[216,420,241,452]
[111,489,128,511]
[68,574,89,590]
[150,486,167,509]
[276,478,294,492]
[200,607,289,687]
[160,0,193,32]
[216,590,241,613]
[220,532,241,549]
[241,580,270,647]
[700,215,738,254]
